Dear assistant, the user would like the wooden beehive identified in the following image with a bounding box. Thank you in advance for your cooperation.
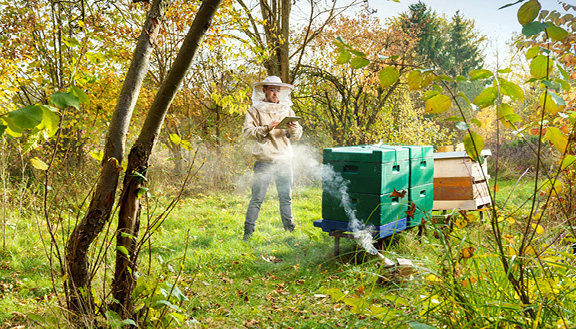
[432,150,492,210]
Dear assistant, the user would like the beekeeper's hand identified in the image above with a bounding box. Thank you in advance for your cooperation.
[287,121,299,129]
[268,121,280,131]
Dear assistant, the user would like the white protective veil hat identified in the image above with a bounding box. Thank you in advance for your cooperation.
[251,76,294,113]
[253,75,294,89]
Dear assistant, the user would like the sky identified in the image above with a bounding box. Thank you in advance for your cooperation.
[367,0,569,68]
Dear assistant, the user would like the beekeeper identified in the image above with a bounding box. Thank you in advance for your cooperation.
[242,76,303,241]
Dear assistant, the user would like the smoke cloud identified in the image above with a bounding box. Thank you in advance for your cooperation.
[292,145,381,256]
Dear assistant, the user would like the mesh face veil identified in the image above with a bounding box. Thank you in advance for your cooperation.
[252,76,294,114]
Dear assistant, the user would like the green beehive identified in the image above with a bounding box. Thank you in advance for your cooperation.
[380,145,434,187]
[321,190,407,226]
[322,145,409,195]
[409,183,434,213]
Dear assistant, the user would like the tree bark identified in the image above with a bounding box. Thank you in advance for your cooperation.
[64,0,170,319]
[110,0,223,318]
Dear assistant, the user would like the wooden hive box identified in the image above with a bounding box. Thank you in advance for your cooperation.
[433,150,492,210]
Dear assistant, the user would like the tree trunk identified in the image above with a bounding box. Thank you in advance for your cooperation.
[64,0,170,319]
[110,0,223,318]
[259,0,291,80]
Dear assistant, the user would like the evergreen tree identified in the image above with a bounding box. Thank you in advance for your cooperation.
[399,3,485,77]
[400,1,446,70]
[444,11,485,77]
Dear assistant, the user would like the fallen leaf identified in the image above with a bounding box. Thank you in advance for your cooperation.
[390,188,407,199]
[405,202,416,219]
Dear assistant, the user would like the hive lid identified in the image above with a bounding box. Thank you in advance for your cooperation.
[323,145,409,162]
[381,145,433,159]
[433,149,492,160]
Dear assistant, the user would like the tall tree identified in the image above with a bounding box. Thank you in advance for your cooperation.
[110,0,223,319]
[398,2,485,77]
[64,0,171,318]
[235,0,362,83]
[444,11,485,77]
[399,1,445,70]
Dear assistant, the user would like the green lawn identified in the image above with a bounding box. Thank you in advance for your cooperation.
[2,179,575,328]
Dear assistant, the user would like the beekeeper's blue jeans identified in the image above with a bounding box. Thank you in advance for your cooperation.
[244,160,294,238]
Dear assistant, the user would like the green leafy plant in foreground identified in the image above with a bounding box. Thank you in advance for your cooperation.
[332,0,576,327]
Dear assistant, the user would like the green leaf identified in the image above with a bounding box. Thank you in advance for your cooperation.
[498,103,521,128]
[409,321,437,329]
[120,232,137,239]
[336,51,351,64]
[50,91,80,109]
[90,150,103,161]
[180,140,193,151]
[471,118,482,127]
[445,116,463,121]
[120,319,137,326]
[457,92,471,106]
[530,55,554,79]
[456,75,467,82]
[472,87,498,108]
[62,36,80,48]
[169,133,182,145]
[116,246,129,256]
[38,105,60,137]
[137,187,149,199]
[560,155,576,170]
[350,57,369,69]
[0,124,6,136]
[30,157,49,170]
[469,69,493,81]
[555,78,571,92]
[407,70,422,90]
[68,85,89,104]
[433,75,453,82]
[422,90,439,100]
[378,66,400,88]
[518,0,541,26]
[22,131,43,155]
[463,131,485,162]
[456,122,469,131]
[499,79,525,102]
[546,24,569,42]
[431,84,443,92]
[407,70,433,90]
[522,21,549,37]
[132,171,148,183]
[425,94,451,114]
[539,91,564,114]
[7,105,43,130]
[544,127,568,153]
[350,49,367,57]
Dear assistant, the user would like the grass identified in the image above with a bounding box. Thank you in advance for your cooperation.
[2,178,576,328]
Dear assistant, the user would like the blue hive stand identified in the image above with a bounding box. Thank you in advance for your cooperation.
[313,217,408,256]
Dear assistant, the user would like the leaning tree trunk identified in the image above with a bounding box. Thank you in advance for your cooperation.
[110,0,223,318]
[64,0,171,319]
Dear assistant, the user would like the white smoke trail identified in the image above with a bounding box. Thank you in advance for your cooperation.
[321,163,381,256]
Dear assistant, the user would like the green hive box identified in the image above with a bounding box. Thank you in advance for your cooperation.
[323,145,409,195]
[321,191,408,226]
[409,183,434,213]
[380,145,434,187]
[408,211,428,228]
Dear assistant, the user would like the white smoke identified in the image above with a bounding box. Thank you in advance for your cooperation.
[291,145,382,257]
[321,163,380,256]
